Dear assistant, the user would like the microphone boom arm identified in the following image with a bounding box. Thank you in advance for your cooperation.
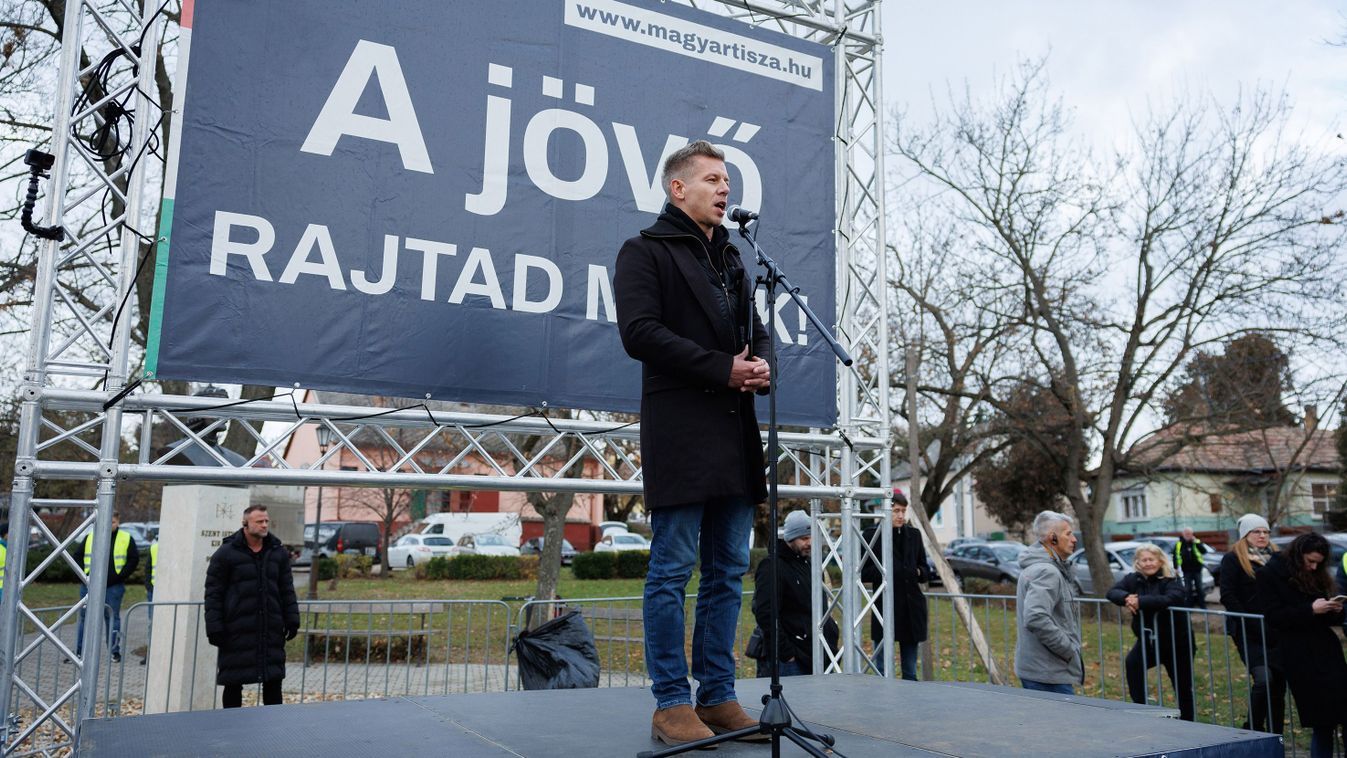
[736,220,852,367]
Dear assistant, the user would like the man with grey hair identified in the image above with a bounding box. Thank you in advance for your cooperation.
[1014,510,1084,694]
[614,140,772,747]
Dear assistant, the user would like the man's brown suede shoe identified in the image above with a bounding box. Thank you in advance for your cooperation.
[696,700,770,742]
[651,704,717,749]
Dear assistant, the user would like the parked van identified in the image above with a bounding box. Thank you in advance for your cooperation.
[297,521,382,565]
[417,512,521,547]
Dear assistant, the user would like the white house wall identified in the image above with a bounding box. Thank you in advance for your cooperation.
[1106,471,1335,536]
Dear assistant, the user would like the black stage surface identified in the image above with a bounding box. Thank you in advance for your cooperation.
[81,676,1281,757]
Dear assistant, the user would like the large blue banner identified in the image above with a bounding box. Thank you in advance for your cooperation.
[148,0,837,425]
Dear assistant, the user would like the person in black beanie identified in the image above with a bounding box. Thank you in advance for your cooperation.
[1173,527,1206,606]
[752,510,839,678]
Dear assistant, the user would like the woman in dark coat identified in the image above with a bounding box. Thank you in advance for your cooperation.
[860,493,929,680]
[1254,533,1346,757]
[1106,544,1195,721]
[1219,513,1284,733]
[204,506,300,708]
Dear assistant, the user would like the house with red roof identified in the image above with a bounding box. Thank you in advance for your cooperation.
[1106,415,1339,542]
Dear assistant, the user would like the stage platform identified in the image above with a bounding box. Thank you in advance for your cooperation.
[81,675,1281,757]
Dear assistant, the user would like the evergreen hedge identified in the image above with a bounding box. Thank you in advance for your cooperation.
[572,550,651,580]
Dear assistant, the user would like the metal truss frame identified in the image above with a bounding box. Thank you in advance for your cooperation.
[0,0,889,752]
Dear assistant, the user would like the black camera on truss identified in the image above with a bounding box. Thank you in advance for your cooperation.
[23,149,56,174]
[21,148,63,241]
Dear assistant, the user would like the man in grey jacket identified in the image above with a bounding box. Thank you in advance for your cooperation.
[1015,510,1084,694]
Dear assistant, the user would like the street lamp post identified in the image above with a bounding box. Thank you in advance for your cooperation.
[306,424,334,601]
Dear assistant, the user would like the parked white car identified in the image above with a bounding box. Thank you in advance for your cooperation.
[387,534,455,568]
[451,532,521,557]
[594,532,651,552]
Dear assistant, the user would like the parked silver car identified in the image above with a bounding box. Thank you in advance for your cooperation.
[450,532,521,557]
[1068,540,1214,596]
[120,521,158,552]
[945,541,1027,584]
[1130,534,1225,584]
[519,537,578,565]
[594,532,650,552]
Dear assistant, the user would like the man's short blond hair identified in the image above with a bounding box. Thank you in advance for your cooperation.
[661,140,725,196]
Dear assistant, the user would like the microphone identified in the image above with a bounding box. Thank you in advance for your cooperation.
[727,205,758,224]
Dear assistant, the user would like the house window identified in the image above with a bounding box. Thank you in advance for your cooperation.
[1120,492,1148,521]
[1311,483,1337,518]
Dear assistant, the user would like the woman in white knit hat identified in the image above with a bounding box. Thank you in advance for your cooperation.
[1218,513,1284,733]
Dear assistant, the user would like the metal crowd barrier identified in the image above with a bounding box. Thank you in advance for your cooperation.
[91,599,513,717]
[8,591,1336,757]
[919,592,1326,756]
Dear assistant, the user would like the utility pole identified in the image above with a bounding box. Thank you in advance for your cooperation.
[904,342,1005,685]
[306,425,334,600]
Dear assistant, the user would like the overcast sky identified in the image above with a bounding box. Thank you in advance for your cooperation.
[881,0,1345,152]
[878,0,1346,421]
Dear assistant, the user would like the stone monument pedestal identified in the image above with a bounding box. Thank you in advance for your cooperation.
[143,484,249,714]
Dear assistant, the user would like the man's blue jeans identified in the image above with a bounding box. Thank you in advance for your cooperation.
[643,497,753,710]
[1020,678,1074,695]
[756,658,807,678]
[871,641,920,681]
[76,582,125,658]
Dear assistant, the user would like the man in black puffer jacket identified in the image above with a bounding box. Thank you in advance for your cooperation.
[204,504,300,708]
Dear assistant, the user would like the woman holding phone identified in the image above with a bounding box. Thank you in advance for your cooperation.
[1255,532,1346,757]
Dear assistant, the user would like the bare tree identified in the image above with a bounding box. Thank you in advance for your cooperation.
[1251,380,1347,527]
[892,59,1347,594]
[972,379,1086,537]
[0,2,200,415]
[337,426,418,577]
[888,208,1026,527]
[521,435,580,615]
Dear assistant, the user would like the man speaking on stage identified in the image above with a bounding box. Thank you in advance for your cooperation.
[614,139,772,747]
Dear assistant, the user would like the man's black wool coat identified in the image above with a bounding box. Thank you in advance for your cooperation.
[614,207,771,510]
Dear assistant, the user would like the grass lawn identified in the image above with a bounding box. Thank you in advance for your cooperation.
[20,569,763,681]
[283,568,764,680]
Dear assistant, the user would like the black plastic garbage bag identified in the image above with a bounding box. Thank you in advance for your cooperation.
[512,610,601,690]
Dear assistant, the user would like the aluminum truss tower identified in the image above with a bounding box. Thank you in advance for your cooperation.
[0,1,889,753]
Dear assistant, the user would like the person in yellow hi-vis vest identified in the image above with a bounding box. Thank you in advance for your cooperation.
[140,538,159,665]
[0,520,8,603]
[145,539,158,602]
[72,513,139,663]
[1339,551,1347,634]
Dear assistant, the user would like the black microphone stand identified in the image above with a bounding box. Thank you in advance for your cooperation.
[638,216,852,758]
